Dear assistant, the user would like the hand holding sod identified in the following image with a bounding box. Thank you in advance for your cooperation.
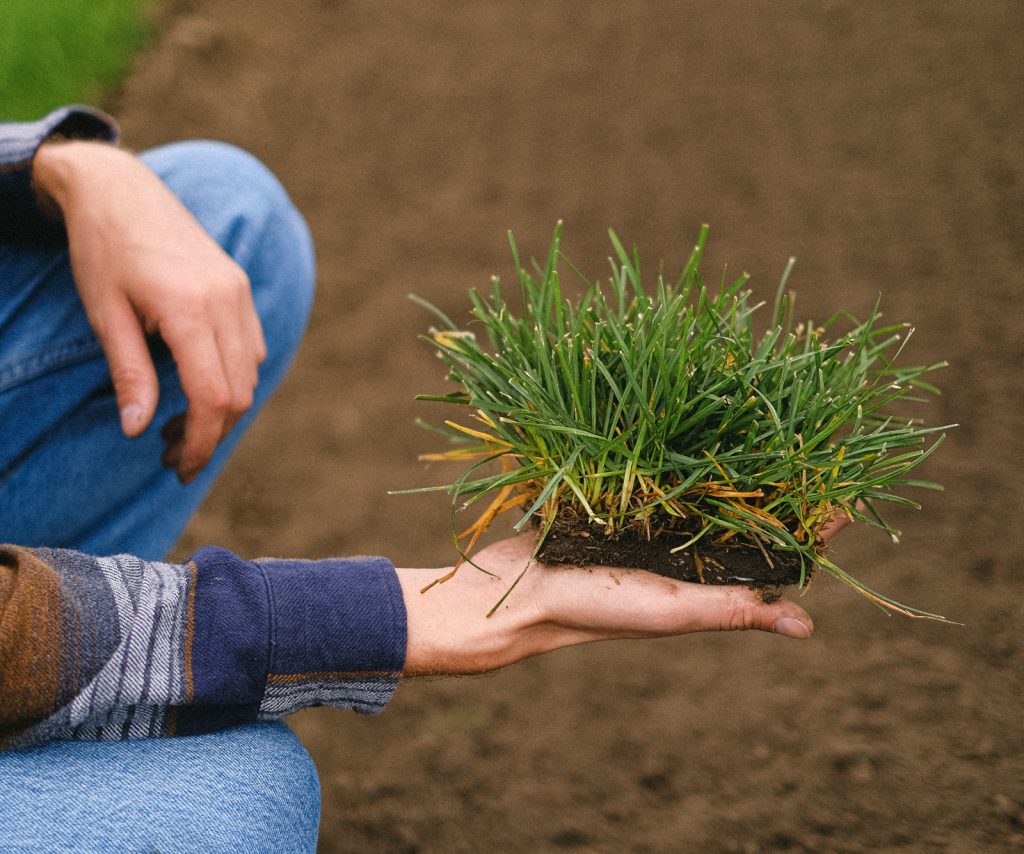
[399,512,851,676]
[32,140,266,483]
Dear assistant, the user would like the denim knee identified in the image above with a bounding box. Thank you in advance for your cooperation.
[141,721,322,852]
[204,721,322,852]
[0,722,321,853]
[141,141,317,391]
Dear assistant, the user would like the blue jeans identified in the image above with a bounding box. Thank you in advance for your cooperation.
[0,142,320,851]
[0,723,319,853]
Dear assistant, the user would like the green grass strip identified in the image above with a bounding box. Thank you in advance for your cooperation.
[1,0,157,120]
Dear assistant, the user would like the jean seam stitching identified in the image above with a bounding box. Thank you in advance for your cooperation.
[0,336,104,392]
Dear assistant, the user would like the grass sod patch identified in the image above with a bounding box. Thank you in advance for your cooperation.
[0,0,156,121]
[406,224,953,618]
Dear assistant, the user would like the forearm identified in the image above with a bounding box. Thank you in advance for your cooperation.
[0,545,405,750]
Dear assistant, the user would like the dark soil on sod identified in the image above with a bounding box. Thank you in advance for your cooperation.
[537,513,809,587]
[114,2,1023,851]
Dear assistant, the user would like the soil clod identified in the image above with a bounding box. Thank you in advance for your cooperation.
[536,513,809,588]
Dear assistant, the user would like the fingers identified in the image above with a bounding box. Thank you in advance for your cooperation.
[530,555,819,650]
[157,270,264,483]
[631,579,815,640]
[819,508,854,542]
[90,296,160,438]
[160,413,186,471]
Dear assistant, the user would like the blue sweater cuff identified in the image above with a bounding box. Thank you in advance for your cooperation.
[259,554,407,717]
[177,547,406,735]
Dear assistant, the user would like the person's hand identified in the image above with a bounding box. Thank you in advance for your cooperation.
[399,511,853,676]
[32,140,266,483]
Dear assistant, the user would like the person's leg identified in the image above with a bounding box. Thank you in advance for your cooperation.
[0,140,315,559]
[0,722,320,853]
[0,143,319,849]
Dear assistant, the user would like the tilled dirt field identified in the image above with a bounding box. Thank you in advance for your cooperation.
[112,2,1022,851]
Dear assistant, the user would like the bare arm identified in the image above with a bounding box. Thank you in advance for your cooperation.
[32,140,266,483]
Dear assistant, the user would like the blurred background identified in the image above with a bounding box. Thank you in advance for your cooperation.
[5,1,1022,851]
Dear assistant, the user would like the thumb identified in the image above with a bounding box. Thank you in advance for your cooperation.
[92,298,160,438]
[702,586,815,639]
[766,603,815,639]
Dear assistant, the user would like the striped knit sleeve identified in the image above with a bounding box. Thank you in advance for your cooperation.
[0,106,119,241]
[0,544,407,750]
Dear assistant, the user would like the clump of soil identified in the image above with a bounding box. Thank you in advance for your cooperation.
[535,510,810,587]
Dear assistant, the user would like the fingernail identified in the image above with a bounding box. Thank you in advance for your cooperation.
[179,464,201,485]
[121,404,143,435]
[773,617,812,639]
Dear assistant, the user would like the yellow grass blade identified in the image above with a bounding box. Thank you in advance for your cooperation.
[444,421,513,447]
[419,448,499,462]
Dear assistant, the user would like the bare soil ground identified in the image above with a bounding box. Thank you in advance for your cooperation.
[111,2,1023,851]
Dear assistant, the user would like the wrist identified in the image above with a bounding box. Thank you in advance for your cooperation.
[399,565,540,675]
[32,139,91,219]
[30,140,72,220]
[32,139,124,220]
